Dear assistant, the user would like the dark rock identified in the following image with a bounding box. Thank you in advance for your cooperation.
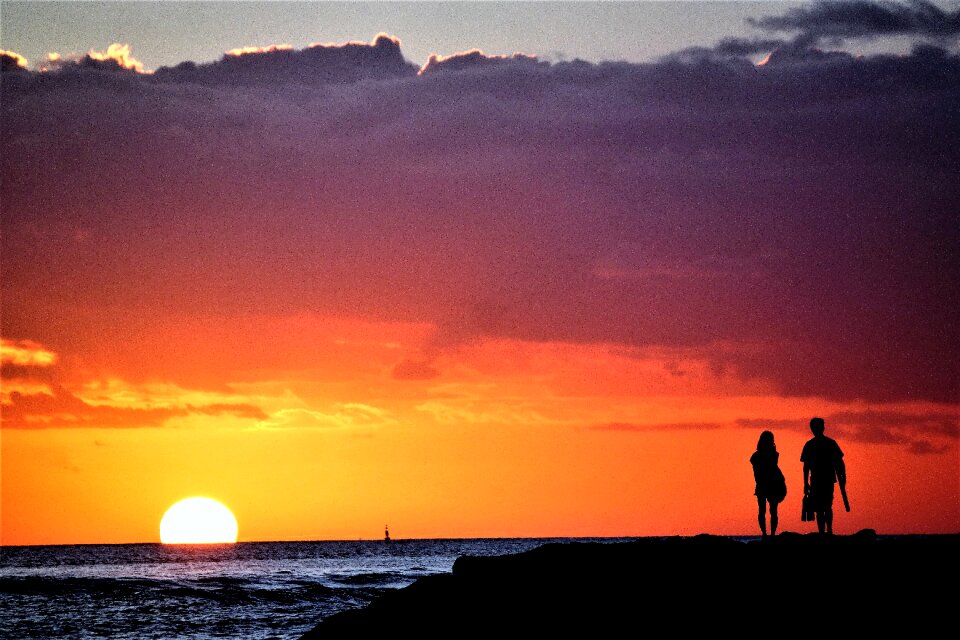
[299,532,959,638]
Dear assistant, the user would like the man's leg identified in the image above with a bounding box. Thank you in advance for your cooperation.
[825,483,835,534]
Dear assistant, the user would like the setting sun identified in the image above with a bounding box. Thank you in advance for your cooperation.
[159,497,239,544]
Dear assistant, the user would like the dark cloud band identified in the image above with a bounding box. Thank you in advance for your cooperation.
[2,23,958,406]
[750,0,960,41]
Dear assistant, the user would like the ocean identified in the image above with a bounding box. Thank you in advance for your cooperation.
[0,538,635,639]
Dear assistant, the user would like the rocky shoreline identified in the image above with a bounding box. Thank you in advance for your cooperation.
[299,530,958,638]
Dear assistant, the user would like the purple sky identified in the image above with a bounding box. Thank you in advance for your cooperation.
[4,1,959,406]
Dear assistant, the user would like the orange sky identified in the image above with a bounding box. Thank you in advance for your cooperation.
[3,317,957,545]
[3,25,959,545]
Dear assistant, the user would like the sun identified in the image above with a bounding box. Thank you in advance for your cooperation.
[160,497,239,544]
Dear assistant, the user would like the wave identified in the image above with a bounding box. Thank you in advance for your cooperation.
[1,576,161,597]
[0,575,352,605]
[325,571,417,587]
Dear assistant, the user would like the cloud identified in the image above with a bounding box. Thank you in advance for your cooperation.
[415,398,557,426]
[187,403,268,420]
[1,49,28,69]
[592,422,726,432]
[750,0,960,44]
[2,28,959,406]
[1,339,58,394]
[35,43,146,73]
[829,409,959,434]
[257,403,394,430]
[676,2,960,65]
[712,38,790,57]
[153,33,416,85]
[827,410,959,451]
[737,410,958,455]
[392,359,441,381]
[0,339,268,428]
[907,440,952,455]
[0,384,266,429]
[735,418,807,431]
[85,43,145,73]
[1,362,56,384]
[604,409,958,456]
[225,44,294,57]
[419,49,541,75]
[1,338,57,366]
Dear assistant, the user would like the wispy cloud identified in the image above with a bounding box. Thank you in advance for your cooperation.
[736,410,959,455]
[592,421,726,432]
[392,359,441,381]
[415,398,557,426]
[1,338,57,367]
[1,383,266,429]
[256,403,395,430]
[1,340,269,429]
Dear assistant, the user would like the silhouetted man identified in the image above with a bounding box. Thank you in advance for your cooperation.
[801,417,846,534]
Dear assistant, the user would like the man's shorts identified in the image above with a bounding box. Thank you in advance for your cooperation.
[809,482,835,511]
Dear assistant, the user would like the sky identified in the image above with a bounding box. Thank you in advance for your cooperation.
[3,1,813,68]
[2,1,959,545]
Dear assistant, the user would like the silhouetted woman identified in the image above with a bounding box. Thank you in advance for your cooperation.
[750,430,786,538]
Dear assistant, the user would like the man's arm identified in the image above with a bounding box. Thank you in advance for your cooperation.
[833,441,846,484]
[837,458,850,511]
[835,456,846,486]
[835,444,850,511]
[803,461,811,494]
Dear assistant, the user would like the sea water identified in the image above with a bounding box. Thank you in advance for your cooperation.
[0,538,631,639]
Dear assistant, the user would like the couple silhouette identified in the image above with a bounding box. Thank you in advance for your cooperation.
[750,417,847,537]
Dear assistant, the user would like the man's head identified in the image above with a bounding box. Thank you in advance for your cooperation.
[810,417,825,436]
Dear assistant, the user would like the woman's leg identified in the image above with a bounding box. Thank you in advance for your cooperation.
[757,496,767,536]
[769,499,778,536]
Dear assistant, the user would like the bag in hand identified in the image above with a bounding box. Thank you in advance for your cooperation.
[801,494,815,521]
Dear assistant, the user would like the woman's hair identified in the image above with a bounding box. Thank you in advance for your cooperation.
[757,430,776,452]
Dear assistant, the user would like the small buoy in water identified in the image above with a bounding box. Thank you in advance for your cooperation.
[384,525,391,542]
